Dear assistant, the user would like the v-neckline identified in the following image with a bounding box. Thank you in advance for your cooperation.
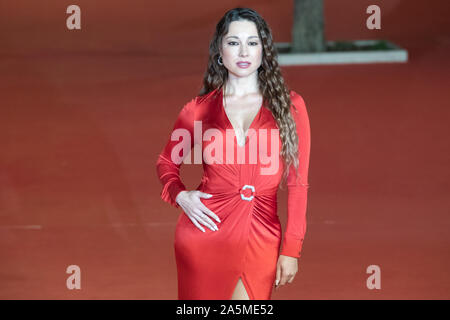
[220,87,263,148]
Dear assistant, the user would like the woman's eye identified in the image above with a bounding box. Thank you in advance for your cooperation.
[227,41,259,46]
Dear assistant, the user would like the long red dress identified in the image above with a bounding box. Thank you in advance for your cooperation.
[156,86,311,300]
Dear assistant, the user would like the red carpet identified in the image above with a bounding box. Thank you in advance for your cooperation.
[0,0,449,299]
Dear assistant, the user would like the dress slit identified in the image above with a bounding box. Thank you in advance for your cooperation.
[229,272,255,300]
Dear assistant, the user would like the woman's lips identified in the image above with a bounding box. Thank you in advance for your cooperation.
[237,62,251,69]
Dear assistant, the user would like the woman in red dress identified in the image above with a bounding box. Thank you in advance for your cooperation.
[156,8,311,300]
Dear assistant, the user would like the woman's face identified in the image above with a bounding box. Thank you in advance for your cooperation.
[220,20,263,78]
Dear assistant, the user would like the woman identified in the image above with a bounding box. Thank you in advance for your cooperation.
[156,7,311,300]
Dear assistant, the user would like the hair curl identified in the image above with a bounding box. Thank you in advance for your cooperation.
[199,7,300,186]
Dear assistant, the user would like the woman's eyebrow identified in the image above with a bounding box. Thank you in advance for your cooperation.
[225,36,259,40]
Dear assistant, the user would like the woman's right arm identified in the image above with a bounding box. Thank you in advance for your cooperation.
[155,97,221,232]
[155,97,197,208]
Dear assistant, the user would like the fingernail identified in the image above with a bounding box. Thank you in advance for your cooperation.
[207,194,213,197]
[275,280,279,286]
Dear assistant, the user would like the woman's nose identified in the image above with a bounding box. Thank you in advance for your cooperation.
[239,45,249,56]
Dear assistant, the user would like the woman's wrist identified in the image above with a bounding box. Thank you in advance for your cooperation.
[176,190,188,205]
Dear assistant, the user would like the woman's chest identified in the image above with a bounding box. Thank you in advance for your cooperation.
[223,98,263,136]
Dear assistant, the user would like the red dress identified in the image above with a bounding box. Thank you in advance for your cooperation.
[156,87,311,300]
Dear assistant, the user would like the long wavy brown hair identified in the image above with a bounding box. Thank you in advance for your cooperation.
[199,7,299,187]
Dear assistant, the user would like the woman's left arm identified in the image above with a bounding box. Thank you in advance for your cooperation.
[275,91,311,289]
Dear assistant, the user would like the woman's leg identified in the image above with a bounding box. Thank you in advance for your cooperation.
[231,277,250,300]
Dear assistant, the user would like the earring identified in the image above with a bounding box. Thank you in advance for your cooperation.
[218,56,223,66]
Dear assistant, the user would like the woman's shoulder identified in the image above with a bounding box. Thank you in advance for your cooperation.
[288,89,309,122]
[177,89,219,121]
[196,88,220,105]
[182,88,219,110]
[289,90,307,110]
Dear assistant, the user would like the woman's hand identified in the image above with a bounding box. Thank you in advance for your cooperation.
[274,255,298,290]
[176,190,221,232]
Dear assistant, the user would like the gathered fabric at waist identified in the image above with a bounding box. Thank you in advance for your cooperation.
[195,174,280,222]
[197,175,279,200]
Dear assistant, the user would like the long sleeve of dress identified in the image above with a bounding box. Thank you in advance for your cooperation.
[156,98,196,209]
[279,91,311,258]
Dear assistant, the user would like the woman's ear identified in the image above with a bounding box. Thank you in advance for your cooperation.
[218,38,223,56]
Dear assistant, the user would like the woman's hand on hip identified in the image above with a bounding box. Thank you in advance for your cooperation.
[176,190,221,232]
